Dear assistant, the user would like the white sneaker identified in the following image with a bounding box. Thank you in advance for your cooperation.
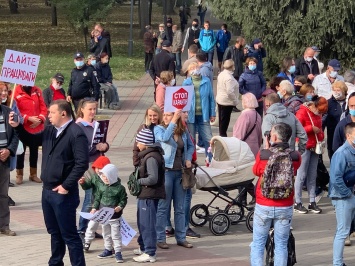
[133,253,156,263]
[195,145,201,150]
[133,248,143,255]
[197,148,205,154]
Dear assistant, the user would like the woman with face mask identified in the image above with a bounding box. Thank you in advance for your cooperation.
[294,96,328,215]
[239,57,267,118]
[298,83,316,102]
[42,73,66,108]
[277,57,296,85]
[323,81,348,160]
[155,71,175,112]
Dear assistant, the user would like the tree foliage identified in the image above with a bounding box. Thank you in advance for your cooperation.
[208,0,355,77]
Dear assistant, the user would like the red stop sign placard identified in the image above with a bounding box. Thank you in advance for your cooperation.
[172,88,188,110]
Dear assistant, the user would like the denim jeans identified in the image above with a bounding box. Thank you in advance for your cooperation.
[188,115,213,158]
[332,196,355,266]
[78,188,92,232]
[294,149,318,203]
[42,188,85,266]
[250,204,293,266]
[173,52,182,73]
[204,50,214,65]
[156,169,186,243]
[137,199,159,256]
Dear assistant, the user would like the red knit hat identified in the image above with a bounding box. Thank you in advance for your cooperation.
[92,156,110,170]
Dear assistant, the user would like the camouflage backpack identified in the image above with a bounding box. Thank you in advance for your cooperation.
[261,147,294,199]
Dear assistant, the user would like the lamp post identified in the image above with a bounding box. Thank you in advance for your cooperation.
[128,0,134,56]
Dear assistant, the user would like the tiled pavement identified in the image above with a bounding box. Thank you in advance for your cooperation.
[2,8,355,266]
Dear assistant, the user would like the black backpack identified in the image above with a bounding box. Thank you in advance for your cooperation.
[265,228,297,266]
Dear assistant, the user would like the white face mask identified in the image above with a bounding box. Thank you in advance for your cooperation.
[1,98,6,103]
[329,71,338,78]
[305,57,313,62]
[332,91,342,99]
[170,79,176,86]
[52,83,60,90]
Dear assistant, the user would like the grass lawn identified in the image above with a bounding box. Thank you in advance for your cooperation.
[0,1,182,89]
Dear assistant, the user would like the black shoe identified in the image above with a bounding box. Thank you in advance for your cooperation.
[95,232,103,239]
[233,107,241,112]
[8,182,15,187]
[8,197,15,206]
[186,228,201,239]
[248,197,256,206]
[308,202,322,214]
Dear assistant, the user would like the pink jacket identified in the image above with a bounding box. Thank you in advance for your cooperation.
[155,83,166,112]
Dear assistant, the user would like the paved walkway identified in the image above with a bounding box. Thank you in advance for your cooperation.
[3,7,355,266]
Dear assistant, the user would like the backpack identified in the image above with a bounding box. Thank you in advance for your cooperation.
[127,167,141,196]
[265,228,297,266]
[261,147,294,199]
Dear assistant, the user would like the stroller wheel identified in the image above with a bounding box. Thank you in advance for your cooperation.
[224,203,244,225]
[209,212,230,236]
[246,209,254,233]
[190,204,209,227]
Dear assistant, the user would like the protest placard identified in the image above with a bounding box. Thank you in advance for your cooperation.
[0,49,40,86]
[79,207,114,225]
[164,85,194,112]
[120,217,137,246]
[92,120,110,146]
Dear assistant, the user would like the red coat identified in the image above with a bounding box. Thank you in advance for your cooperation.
[14,85,47,134]
[253,146,301,207]
[296,104,324,150]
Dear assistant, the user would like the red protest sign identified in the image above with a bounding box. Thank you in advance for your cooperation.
[172,88,188,110]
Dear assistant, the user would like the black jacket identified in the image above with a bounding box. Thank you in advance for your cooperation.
[0,105,19,164]
[68,64,101,101]
[90,36,112,58]
[149,49,176,80]
[42,86,66,108]
[295,57,320,83]
[16,121,89,192]
[223,45,247,79]
[96,62,113,83]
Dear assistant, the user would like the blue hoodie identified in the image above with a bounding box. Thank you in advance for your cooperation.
[216,29,231,53]
[199,29,216,53]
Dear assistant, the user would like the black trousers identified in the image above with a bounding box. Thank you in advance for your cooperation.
[145,52,153,72]
[255,100,264,119]
[218,104,234,137]
[0,161,10,230]
[16,133,39,169]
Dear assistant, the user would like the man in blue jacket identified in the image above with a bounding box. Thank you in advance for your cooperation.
[329,122,355,266]
[216,23,231,72]
[247,38,267,72]
[10,99,89,266]
[199,21,216,65]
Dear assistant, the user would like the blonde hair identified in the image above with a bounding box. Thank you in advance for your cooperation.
[242,93,259,109]
[76,98,97,118]
[145,104,163,126]
[223,59,234,71]
[187,62,199,72]
[332,80,348,96]
[160,71,174,85]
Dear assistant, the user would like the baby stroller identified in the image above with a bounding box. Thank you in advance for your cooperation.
[190,136,256,235]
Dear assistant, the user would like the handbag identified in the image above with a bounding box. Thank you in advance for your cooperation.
[16,140,24,155]
[316,155,329,189]
[306,111,325,154]
[182,166,196,189]
[127,167,141,196]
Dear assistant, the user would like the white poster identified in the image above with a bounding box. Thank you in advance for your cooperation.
[120,217,137,246]
[79,207,114,225]
[164,85,194,112]
[0,49,40,86]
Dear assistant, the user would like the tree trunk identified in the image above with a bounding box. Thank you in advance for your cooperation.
[8,0,18,14]
[45,0,50,6]
[148,0,152,25]
[139,0,149,38]
[51,4,57,26]
[83,26,88,50]
[166,0,175,15]
[138,0,141,30]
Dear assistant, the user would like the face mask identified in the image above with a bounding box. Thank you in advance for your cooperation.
[329,71,338,78]
[192,24,198,27]
[294,85,301,92]
[75,61,84,67]
[313,110,319,115]
[248,65,256,71]
[190,69,201,76]
[277,91,283,99]
[349,109,355,116]
[332,91,342,99]
[288,65,296,74]
[170,79,175,86]
[306,95,313,101]
[52,83,60,90]
[305,57,313,62]
[1,98,6,103]
[91,60,96,66]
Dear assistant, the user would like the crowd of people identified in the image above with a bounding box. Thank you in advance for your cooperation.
[1,7,355,266]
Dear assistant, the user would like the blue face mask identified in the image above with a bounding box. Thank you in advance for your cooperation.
[75,61,84,68]
[288,65,296,74]
[91,60,96,66]
[249,65,256,71]
[350,109,355,117]
[306,95,313,101]
[277,91,283,99]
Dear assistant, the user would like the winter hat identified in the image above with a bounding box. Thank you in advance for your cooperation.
[252,38,261,46]
[92,156,111,170]
[100,164,118,185]
[167,17,173,24]
[136,128,154,146]
[162,40,172,47]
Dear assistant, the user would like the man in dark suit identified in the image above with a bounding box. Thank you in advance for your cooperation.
[10,99,89,266]
[295,47,320,83]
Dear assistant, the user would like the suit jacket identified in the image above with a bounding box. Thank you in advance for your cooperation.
[295,57,320,83]
[16,120,89,192]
